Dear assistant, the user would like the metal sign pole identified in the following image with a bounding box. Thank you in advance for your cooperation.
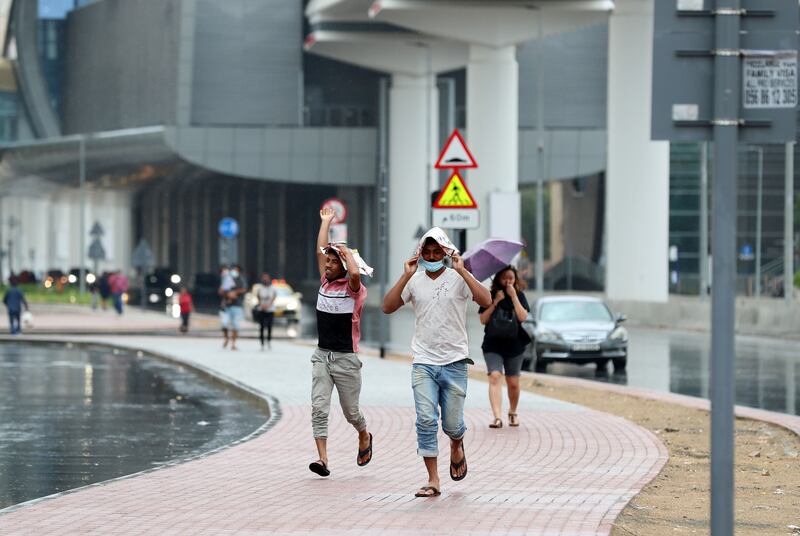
[78,135,86,296]
[378,77,389,358]
[785,142,794,303]
[710,1,740,533]
[140,269,147,309]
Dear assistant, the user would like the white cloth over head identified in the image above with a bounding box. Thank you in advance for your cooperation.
[320,243,374,278]
[415,227,460,256]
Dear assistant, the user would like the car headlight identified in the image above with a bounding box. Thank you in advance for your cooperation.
[609,326,628,342]
[536,328,562,341]
[285,301,298,311]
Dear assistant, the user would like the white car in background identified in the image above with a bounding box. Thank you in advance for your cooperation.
[243,280,302,323]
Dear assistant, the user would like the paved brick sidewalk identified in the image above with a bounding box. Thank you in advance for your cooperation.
[0,337,668,535]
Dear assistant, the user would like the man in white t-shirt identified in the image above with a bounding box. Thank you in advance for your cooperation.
[382,227,491,498]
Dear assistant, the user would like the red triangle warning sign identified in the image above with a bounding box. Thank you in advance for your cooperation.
[435,129,477,169]
[433,172,478,208]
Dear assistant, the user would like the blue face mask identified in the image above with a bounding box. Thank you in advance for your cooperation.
[419,258,444,272]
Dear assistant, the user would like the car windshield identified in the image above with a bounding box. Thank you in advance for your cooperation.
[275,286,293,297]
[539,301,612,323]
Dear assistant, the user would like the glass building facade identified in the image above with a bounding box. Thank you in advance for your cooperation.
[669,143,800,296]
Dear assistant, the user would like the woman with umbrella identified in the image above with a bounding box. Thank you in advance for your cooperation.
[477,265,531,428]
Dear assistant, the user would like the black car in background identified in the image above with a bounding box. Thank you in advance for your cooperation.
[526,296,628,374]
[191,272,221,312]
[126,267,182,308]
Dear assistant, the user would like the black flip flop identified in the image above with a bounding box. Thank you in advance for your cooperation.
[450,440,467,481]
[309,460,330,477]
[414,485,441,497]
[356,433,373,467]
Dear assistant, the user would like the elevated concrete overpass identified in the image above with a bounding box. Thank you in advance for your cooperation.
[306,0,669,302]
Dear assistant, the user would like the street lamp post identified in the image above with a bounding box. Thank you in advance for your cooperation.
[535,13,545,295]
[79,135,87,296]
[700,142,709,298]
[754,146,763,298]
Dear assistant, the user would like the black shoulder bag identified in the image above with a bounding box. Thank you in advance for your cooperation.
[486,306,518,339]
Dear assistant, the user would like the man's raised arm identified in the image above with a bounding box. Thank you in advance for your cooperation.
[382,255,418,314]
[317,208,336,278]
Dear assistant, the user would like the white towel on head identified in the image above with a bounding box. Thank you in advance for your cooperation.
[320,244,374,277]
[415,227,459,256]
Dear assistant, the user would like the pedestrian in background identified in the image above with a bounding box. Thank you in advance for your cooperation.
[178,286,193,333]
[108,270,128,315]
[218,265,233,348]
[98,272,111,310]
[382,227,492,498]
[221,264,246,351]
[308,207,373,478]
[3,277,29,335]
[478,266,530,429]
[257,272,276,349]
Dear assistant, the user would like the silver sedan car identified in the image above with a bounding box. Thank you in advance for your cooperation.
[526,296,628,373]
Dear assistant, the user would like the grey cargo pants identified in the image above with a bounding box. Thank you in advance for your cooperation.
[311,347,367,438]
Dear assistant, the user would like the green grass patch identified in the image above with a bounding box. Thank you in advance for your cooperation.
[1,283,92,305]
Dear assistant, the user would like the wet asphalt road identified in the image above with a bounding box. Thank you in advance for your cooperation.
[0,342,267,510]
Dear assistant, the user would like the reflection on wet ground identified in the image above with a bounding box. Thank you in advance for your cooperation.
[301,304,800,416]
[0,342,267,509]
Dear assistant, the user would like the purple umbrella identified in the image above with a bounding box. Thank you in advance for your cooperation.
[462,238,524,282]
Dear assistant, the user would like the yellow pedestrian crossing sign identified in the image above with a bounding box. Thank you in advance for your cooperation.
[433,172,477,208]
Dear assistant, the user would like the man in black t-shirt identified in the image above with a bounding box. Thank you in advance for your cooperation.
[308,208,373,479]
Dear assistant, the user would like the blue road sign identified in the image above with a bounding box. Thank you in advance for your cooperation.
[218,217,239,239]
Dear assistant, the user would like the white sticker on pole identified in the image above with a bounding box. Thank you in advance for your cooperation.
[742,51,798,109]
[432,208,479,229]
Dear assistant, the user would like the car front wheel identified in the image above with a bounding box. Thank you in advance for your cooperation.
[533,352,548,373]
[612,358,627,372]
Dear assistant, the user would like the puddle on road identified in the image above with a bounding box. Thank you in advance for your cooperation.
[0,342,267,509]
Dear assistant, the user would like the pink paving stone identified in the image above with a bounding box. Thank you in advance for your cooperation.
[0,400,666,535]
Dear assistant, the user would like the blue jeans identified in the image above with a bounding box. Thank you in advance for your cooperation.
[226,305,244,331]
[112,292,124,315]
[411,361,468,457]
[8,310,21,334]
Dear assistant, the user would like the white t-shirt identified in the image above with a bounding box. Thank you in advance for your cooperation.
[258,285,277,312]
[401,268,474,366]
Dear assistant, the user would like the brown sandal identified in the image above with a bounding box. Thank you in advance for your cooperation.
[414,485,441,497]
[508,413,519,427]
[489,417,503,429]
